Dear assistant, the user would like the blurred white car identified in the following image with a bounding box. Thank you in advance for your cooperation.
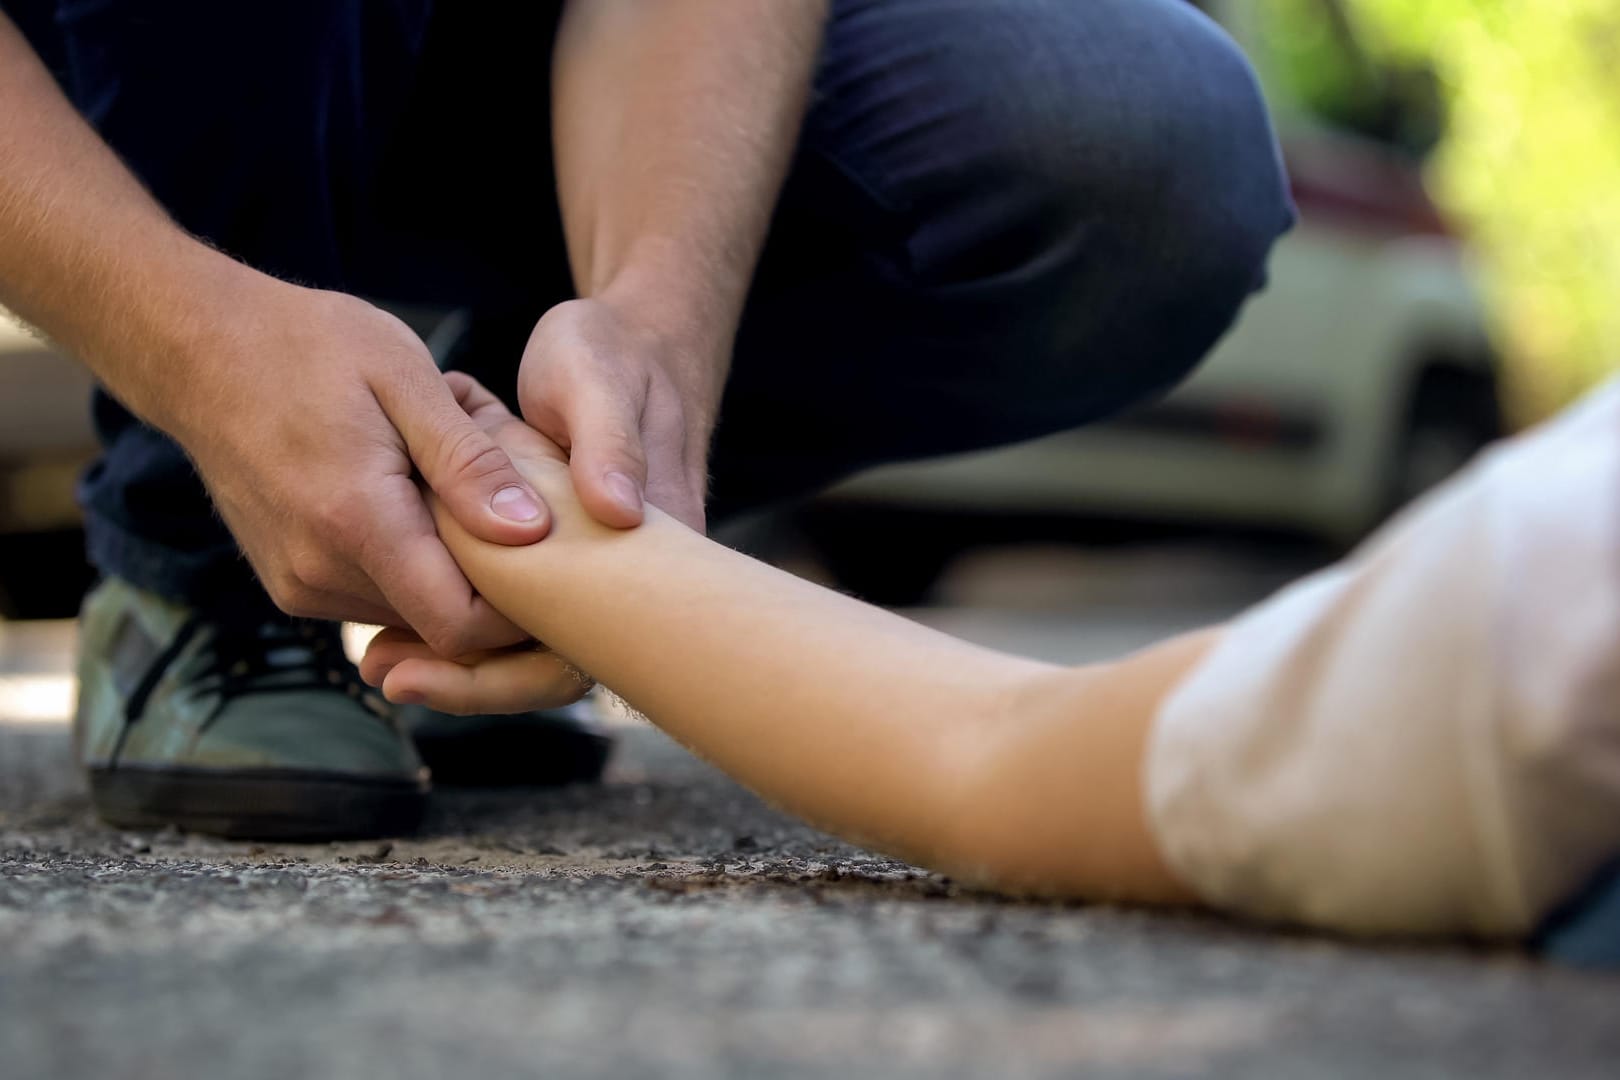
[810,0,1501,596]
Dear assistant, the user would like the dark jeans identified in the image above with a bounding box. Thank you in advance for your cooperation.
[1538,857,1620,968]
[43,0,1294,607]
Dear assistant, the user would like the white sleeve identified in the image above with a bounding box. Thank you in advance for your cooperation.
[1145,380,1620,937]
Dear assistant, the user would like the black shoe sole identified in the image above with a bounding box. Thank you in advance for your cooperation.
[409,710,616,788]
[86,765,430,841]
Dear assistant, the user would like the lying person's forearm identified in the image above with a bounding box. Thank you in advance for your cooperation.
[391,431,1203,903]
[439,448,1053,869]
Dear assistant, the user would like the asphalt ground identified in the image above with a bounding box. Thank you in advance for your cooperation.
[2,546,1617,1079]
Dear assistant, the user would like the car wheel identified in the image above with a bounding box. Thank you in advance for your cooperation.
[1385,367,1503,517]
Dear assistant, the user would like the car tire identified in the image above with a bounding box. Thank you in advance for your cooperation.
[1384,366,1503,519]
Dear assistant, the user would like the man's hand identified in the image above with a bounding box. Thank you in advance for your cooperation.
[361,374,590,714]
[0,18,550,656]
[164,281,551,656]
[518,296,720,534]
[540,0,829,536]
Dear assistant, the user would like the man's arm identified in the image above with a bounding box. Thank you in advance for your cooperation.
[522,0,828,532]
[0,12,228,418]
[0,13,545,655]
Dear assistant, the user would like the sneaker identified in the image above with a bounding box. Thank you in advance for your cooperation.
[74,577,429,840]
[404,700,615,787]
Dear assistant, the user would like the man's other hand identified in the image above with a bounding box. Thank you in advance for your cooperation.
[517,296,719,535]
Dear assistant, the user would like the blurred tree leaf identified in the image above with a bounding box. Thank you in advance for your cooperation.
[1249,0,1620,418]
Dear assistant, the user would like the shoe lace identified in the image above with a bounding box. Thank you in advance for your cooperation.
[122,615,392,731]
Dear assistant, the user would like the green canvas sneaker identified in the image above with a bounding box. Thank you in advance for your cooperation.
[74,577,429,840]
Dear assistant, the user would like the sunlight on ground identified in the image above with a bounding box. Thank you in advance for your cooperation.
[340,622,383,662]
[0,674,73,726]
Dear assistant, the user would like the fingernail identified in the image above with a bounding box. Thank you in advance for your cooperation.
[491,484,543,523]
[392,689,425,706]
[606,471,643,514]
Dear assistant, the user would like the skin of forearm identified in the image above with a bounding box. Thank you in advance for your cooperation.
[949,633,1215,904]
[0,14,252,428]
[432,439,1210,904]
[551,0,827,366]
[439,446,1048,867]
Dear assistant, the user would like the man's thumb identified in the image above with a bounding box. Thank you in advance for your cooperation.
[563,388,648,529]
[390,380,550,546]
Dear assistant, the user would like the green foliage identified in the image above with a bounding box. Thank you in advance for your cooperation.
[1253,0,1620,418]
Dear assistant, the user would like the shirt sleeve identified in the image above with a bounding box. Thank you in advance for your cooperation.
[1144,379,1620,937]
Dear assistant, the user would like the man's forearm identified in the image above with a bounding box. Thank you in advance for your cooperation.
[0,14,251,429]
[551,0,827,373]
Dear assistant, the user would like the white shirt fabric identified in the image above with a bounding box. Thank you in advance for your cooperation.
[1146,378,1620,937]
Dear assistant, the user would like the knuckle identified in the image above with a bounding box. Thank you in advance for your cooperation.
[262,573,299,609]
[438,427,511,489]
[272,580,322,619]
[422,622,471,660]
[518,357,571,405]
[285,548,339,597]
[443,370,478,402]
[520,398,569,446]
[312,496,366,546]
[591,426,647,471]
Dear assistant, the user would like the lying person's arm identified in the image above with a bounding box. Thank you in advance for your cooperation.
[368,376,1620,939]
[363,375,1210,906]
